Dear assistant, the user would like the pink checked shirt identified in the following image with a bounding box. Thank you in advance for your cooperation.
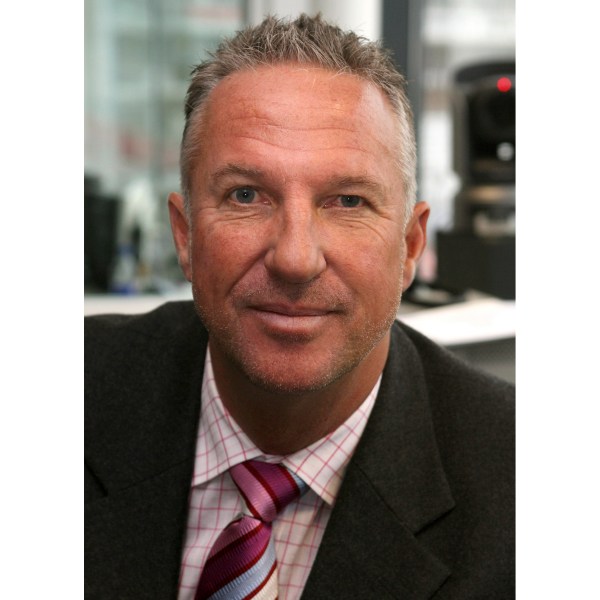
[177,347,380,600]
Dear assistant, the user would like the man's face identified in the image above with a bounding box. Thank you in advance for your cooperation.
[170,64,428,394]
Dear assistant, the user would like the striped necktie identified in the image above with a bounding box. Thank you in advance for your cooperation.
[195,460,308,600]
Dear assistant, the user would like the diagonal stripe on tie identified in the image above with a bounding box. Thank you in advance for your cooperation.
[207,535,277,600]
[195,460,308,600]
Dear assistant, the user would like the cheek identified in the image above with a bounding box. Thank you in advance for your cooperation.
[335,234,404,296]
[190,223,265,291]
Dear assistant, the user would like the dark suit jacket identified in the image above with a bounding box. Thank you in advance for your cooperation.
[85,301,514,599]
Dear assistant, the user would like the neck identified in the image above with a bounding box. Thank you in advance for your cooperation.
[209,333,390,455]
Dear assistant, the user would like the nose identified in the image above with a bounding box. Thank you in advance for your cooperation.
[264,201,326,283]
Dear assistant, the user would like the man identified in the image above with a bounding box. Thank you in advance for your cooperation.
[85,14,514,600]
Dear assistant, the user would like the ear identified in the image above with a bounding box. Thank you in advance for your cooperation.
[402,201,430,291]
[168,192,192,282]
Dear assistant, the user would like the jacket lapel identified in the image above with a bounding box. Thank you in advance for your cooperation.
[85,306,208,599]
[302,323,455,599]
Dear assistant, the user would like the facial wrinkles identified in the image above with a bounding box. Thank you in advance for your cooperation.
[220,69,396,150]
[191,175,404,308]
[191,68,404,204]
[204,134,401,223]
[225,222,403,325]
[196,69,404,261]
[225,116,369,160]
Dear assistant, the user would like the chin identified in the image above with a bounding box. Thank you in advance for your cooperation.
[233,341,377,397]
[231,346,335,392]
[243,364,343,396]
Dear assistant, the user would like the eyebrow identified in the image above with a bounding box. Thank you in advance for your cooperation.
[328,176,383,192]
[210,164,265,184]
[209,164,384,196]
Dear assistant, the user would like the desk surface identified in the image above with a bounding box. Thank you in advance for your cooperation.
[399,297,515,346]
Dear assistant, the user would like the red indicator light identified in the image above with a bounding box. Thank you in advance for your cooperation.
[497,77,512,92]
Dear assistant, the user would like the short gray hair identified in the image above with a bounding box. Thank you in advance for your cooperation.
[180,13,417,221]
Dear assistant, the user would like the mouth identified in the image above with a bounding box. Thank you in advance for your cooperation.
[246,303,335,338]
[251,303,331,317]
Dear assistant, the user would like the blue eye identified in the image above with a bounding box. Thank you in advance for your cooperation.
[233,188,256,204]
[339,195,362,208]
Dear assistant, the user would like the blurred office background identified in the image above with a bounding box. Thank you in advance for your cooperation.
[84,0,515,381]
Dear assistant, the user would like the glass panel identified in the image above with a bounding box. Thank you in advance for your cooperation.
[85,0,244,294]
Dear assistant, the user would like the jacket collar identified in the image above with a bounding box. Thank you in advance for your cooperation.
[301,322,455,599]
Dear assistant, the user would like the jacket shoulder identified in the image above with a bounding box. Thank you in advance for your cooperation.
[85,301,207,495]
[391,319,514,478]
[393,319,514,408]
[85,300,199,341]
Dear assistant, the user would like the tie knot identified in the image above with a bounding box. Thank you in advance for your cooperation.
[229,460,308,523]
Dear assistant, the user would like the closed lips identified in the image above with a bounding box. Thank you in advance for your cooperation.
[251,305,331,317]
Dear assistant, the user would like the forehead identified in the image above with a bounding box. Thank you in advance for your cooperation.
[193,64,401,185]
